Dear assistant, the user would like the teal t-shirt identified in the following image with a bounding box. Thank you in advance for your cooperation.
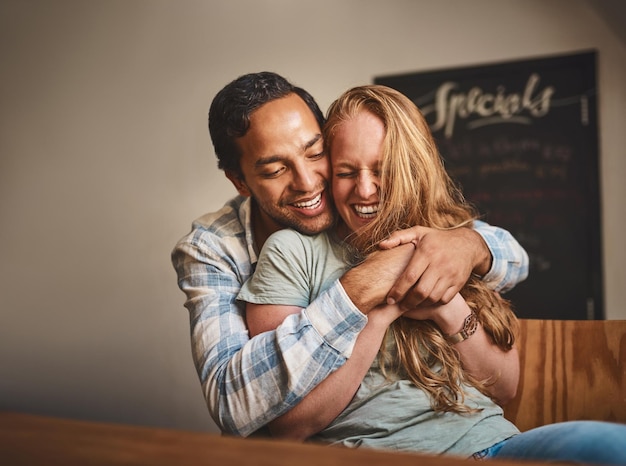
[238,229,520,457]
[238,229,350,308]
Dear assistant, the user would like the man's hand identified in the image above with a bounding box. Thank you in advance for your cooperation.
[340,243,415,313]
[378,225,491,308]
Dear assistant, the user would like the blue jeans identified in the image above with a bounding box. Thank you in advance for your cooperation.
[475,421,626,465]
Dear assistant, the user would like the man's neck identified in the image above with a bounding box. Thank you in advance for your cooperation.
[250,201,282,252]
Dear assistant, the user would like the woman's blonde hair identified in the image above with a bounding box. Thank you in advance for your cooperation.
[324,85,518,414]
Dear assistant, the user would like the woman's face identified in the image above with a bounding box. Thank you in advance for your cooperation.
[330,110,385,235]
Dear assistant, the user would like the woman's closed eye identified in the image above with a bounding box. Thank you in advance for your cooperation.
[335,168,380,179]
[335,170,358,178]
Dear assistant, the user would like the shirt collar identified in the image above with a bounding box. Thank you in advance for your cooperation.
[237,196,259,265]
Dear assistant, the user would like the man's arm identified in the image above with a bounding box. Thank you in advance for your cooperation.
[172,236,365,436]
[472,220,529,292]
[252,292,518,441]
[264,305,403,440]
[172,235,409,436]
[173,217,518,436]
[238,238,417,439]
[378,220,529,308]
[246,301,403,440]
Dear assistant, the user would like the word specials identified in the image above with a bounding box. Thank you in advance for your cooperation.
[425,73,555,138]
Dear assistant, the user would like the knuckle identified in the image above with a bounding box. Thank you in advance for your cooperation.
[413,282,430,299]
[404,269,420,285]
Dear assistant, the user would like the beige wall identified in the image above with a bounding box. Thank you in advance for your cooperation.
[1,0,624,433]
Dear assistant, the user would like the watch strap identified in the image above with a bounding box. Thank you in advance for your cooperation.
[445,311,478,344]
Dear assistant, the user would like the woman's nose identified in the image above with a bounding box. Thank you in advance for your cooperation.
[355,170,379,198]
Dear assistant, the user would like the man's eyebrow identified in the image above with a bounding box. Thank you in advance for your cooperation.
[255,155,283,167]
[304,133,323,150]
[254,134,323,167]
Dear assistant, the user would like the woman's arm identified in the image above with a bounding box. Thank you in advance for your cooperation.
[245,303,303,336]
[404,293,520,405]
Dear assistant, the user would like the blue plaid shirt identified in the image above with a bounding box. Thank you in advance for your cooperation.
[171,195,528,437]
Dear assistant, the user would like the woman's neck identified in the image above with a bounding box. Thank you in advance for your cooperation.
[334,220,353,244]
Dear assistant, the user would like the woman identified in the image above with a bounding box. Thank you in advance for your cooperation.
[238,85,626,463]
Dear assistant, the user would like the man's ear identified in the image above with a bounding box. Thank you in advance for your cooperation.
[225,170,251,197]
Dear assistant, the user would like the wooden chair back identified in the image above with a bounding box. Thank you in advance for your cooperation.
[503,319,626,432]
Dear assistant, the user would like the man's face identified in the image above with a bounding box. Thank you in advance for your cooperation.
[228,93,334,242]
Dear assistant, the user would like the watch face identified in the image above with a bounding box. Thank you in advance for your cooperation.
[464,312,479,338]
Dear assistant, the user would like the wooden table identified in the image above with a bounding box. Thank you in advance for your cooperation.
[0,411,551,466]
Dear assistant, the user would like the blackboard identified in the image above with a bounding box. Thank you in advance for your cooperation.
[375,51,603,320]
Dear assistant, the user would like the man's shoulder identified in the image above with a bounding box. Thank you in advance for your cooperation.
[171,196,254,280]
[192,196,248,234]
[173,195,250,254]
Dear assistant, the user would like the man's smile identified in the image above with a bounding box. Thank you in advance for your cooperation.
[291,192,323,210]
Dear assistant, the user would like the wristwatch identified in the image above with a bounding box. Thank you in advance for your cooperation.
[445,311,478,344]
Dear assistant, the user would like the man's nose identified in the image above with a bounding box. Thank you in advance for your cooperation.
[291,163,317,192]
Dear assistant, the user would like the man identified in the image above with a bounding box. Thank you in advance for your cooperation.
[171,72,528,437]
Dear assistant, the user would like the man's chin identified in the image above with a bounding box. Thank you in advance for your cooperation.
[290,213,335,236]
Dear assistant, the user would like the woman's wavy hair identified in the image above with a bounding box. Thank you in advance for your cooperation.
[323,85,519,414]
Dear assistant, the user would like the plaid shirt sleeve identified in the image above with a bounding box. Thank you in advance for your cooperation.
[171,215,367,437]
[473,220,529,293]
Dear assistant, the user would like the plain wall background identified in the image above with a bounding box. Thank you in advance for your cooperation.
[1,0,625,434]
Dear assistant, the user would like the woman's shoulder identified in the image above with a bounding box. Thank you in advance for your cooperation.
[264,229,332,250]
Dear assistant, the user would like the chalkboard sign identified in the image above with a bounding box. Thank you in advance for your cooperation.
[375,51,603,320]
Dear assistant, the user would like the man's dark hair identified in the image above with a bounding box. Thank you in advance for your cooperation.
[208,71,325,176]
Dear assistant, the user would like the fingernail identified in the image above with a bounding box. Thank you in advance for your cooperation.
[387,297,396,305]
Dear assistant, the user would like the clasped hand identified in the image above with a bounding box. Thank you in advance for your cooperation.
[378,225,487,309]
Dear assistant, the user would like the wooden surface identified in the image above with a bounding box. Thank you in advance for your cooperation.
[3,320,624,464]
[503,319,626,431]
[0,411,551,466]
